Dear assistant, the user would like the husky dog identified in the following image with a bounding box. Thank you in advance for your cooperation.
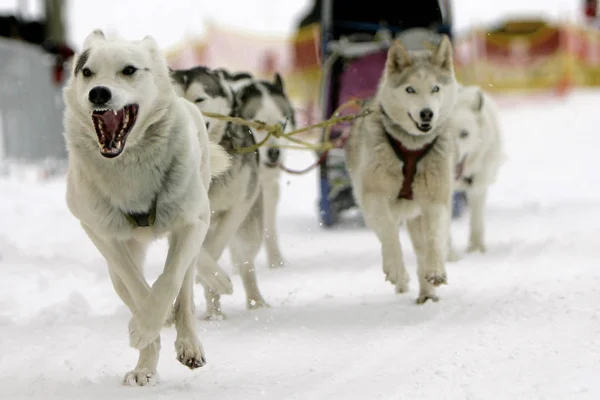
[345,36,458,304]
[181,67,293,269]
[227,73,295,269]
[213,67,253,91]
[448,85,505,254]
[171,66,269,320]
[62,30,233,386]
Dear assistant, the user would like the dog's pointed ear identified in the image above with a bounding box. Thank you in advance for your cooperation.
[83,29,105,49]
[472,89,484,112]
[432,34,453,71]
[386,39,412,74]
[273,72,284,92]
[139,35,160,53]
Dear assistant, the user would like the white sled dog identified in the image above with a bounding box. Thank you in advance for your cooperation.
[345,35,458,304]
[448,85,506,254]
[171,66,270,320]
[62,30,233,386]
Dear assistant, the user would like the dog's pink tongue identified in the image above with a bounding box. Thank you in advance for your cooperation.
[97,110,123,134]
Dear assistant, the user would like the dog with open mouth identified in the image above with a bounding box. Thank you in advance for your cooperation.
[345,35,459,304]
[62,29,234,387]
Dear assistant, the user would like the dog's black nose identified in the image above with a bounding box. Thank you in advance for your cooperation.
[88,86,112,106]
[267,147,280,163]
[420,108,433,122]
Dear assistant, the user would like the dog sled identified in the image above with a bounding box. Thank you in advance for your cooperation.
[313,0,465,227]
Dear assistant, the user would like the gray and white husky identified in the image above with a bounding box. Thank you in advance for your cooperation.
[177,67,295,269]
[345,35,459,304]
[171,66,270,320]
[62,30,233,386]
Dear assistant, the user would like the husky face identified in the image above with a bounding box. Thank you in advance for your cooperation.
[213,68,254,92]
[63,29,173,159]
[170,66,234,142]
[233,74,296,169]
[448,86,486,164]
[378,35,458,137]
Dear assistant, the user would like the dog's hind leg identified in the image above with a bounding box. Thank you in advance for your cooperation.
[360,194,409,293]
[199,251,228,321]
[261,175,286,268]
[466,188,487,253]
[229,194,268,309]
[173,262,206,370]
[199,203,255,320]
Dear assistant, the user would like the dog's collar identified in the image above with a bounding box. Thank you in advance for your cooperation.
[124,196,158,228]
[379,107,438,200]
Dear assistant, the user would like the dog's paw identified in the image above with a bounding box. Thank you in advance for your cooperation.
[416,293,440,305]
[394,272,410,294]
[268,258,286,269]
[424,270,447,287]
[247,296,270,310]
[467,242,486,253]
[202,309,227,321]
[122,368,159,387]
[129,316,162,350]
[175,335,206,370]
[447,249,461,262]
[385,263,408,288]
[197,266,233,295]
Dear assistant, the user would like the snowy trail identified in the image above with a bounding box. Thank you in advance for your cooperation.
[1,90,600,399]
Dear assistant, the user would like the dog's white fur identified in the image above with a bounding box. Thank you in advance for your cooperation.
[448,85,506,254]
[62,30,233,386]
[345,36,458,303]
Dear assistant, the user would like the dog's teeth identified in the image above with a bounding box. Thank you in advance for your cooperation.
[113,109,117,116]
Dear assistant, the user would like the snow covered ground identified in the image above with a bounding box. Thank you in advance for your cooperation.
[1,89,599,399]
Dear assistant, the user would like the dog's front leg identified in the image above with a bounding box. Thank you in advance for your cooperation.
[466,188,487,253]
[173,262,206,370]
[262,177,286,268]
[81,225,160,386]
[361,194,409,293]
[417,203,449,302]
[129,221,208,350]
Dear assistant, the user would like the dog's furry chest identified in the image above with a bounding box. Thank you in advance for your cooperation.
[209,155,258,213]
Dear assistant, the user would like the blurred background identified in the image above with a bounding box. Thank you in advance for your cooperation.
[1,0,600,169]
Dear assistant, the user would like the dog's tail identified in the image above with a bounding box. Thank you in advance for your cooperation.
[208,141,232,179]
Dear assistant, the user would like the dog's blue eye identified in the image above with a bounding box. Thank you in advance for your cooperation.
[122,66,137,76]
[82,68,92,78]
[406,87,415,94]
[194,98,205,103]
[432,86,440,93]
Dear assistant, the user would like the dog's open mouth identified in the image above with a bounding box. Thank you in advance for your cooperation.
[408,113,432,133]
[91,104,139,158]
